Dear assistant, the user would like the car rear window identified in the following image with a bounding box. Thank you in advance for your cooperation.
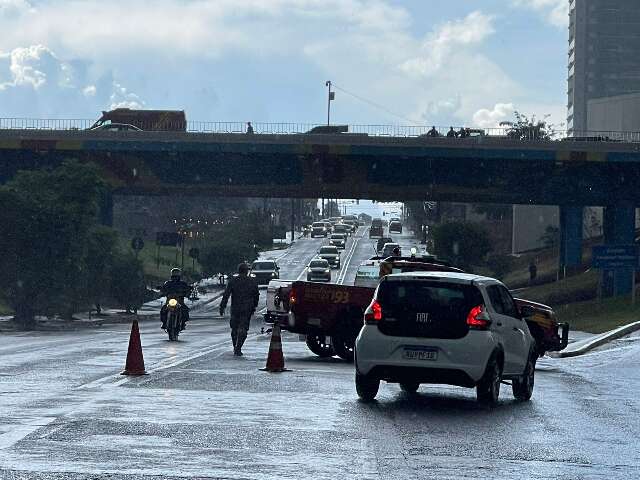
[371,219,383,227]
[376,280,484,339]
[331,234,345,239]
[252,262,275,269]
[312,222,324,227]
[319,246,338,254]
[310,261,328,268]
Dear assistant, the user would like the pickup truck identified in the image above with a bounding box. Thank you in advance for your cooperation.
[265,256,569,362]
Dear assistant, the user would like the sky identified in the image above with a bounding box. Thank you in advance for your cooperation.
[0,0,570,129]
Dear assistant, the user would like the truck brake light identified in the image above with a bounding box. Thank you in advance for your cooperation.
[467,305,491,329]
[288,290,296,306]
[364,300,382,324]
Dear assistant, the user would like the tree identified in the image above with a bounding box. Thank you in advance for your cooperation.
[540,225,560,248]
[199,239,259,278]
[110,252,146,314]
[503,111,555,141]
[0,160,106,328]
[432,221,492,270]
[85,226,119,314]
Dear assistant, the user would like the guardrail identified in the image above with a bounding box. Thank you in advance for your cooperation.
[1,117,639,143]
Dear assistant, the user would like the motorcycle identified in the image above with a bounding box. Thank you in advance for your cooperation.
[164,296,184,341]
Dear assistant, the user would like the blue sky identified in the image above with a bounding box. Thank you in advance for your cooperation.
[0,0,569,128]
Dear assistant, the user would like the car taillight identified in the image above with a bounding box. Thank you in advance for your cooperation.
[288,290,296,306]
[467,305,491,329]
[364,300,382,324]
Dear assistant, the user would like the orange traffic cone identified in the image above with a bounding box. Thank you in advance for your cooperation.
[260,323,289,372]
[121,319,148,375]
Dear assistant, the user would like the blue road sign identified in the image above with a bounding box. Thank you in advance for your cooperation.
[592,245,639,269]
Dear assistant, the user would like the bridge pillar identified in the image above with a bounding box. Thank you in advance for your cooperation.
[602,205,636,296]
[559,206,583,278]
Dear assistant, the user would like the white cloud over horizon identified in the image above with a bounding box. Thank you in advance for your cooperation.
[510,0,569,28]
[0,1,566,127]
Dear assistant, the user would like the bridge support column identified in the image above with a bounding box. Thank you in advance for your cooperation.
[602,205,636,296]
[559,206,583,278]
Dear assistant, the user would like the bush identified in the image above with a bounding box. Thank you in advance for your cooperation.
[199,240,259,277]
[486,255,515,281]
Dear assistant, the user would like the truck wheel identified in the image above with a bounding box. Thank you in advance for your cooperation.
[332,332,355,362]
[306,335,335,358]
[477,354,502,406]
[355,372,379,402]
[512,353,536,401]
[400,382,420,393]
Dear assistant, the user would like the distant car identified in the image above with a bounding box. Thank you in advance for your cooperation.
[343,219,359,233]
[250,260,280,285]
[382,243,401,258]
[89,123,142,132]
[389,221,403,234]
[389,217,401,223]
[318,245,341,269]
[376,237,394,253]
[333,224,350,236]
[311,222,328,238]
[355,271,538,404]
[330,233,347,249]
[328,217,343,226]
[369,219,384,238]
[358,220,366,226]
[306,258,331,282]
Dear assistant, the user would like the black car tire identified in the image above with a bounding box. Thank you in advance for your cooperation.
[355,372,379,402]
[332,331,355,362]
[400,382,420,393]
[306,335,335,357]
[512,352,536,401]
[477,353,502,406]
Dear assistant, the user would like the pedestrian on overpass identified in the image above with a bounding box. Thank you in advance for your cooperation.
[219,263,260,356]
[246,122,254,134]
[427,126,439,137]
[446,127,457,138]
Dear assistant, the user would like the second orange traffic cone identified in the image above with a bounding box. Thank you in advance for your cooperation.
[121,319,148,376]
[261,323,289,372]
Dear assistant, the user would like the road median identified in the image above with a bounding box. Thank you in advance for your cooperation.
[552,320,640,358]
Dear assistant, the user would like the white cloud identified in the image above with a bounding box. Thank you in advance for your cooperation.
[511,0,569,28]
[0,0,33,17]
[400,11,495,77]
[473,103,515,128]
[110,82,144,109]
[83,85,96,97]
[0,45,69,90]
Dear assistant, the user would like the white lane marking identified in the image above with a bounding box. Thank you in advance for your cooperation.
[337,228,362,285]
[0,417,56,449]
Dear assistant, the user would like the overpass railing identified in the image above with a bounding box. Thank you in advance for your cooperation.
[1,117,639,143]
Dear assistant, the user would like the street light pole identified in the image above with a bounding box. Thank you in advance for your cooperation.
[326,80,333,126]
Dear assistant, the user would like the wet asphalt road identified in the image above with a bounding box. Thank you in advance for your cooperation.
[0,228,639,479]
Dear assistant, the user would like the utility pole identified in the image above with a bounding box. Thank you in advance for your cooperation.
[326,80,334,126]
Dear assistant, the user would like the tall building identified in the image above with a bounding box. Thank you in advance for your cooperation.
[567,0,640,135]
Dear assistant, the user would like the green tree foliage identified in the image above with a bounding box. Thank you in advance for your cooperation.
[504,111,554,141]
[486,254,515,280]
[85,226,119,314]
[0,160,146,327]
[432,221,492,270]
[199,240,259,277]
[110,253,146,314]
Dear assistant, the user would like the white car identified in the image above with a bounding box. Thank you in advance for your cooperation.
[329,233,347,249]
[355,271,536,405]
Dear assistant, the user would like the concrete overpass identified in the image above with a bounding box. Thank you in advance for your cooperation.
[1,127,640,294]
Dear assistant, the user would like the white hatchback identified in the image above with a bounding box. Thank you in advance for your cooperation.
[354,271,537,405]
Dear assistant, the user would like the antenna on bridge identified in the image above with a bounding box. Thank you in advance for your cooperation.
[326,80,334,126]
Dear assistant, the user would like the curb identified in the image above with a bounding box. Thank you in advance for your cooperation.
[553,321,640,358]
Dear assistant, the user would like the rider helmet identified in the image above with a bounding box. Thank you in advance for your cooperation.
[170,267,182,279]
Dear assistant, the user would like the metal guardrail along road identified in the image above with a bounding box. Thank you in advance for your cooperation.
[1,117,639,143]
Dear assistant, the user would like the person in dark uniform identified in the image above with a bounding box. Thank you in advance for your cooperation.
[160,268,192,330]
[219,263,260,356]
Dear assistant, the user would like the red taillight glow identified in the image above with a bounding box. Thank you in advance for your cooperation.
[364,300,383,323]
[467,305,490,329]
[288,290,296,305]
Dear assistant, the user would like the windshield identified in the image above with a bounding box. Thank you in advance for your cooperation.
[252,262,275,270]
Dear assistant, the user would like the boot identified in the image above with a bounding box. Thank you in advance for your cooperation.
[235,331,247,356]
[231,329,238,353]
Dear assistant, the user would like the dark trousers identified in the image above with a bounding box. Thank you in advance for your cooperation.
[230,310,252,351]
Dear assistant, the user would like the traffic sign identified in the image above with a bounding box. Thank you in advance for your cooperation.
[131,237,144,251]
[592,245,639,269]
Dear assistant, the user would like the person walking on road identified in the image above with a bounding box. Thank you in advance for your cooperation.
[219,263,259,356]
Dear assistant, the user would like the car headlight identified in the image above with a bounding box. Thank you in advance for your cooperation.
[272,272,277,277]
[250,273,256,278]
[325,269,330,273]
[168,298,178,307]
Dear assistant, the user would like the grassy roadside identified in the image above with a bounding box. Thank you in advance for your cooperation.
[554,296,640,334]
[123,240,203,284]
[0,300,12,316]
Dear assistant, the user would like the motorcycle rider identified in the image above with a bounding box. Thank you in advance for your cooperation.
[219,262,260,356]
[160,268,192,330]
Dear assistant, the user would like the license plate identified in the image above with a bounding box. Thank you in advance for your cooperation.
[308,318,322,326]
[403,348,437,361]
